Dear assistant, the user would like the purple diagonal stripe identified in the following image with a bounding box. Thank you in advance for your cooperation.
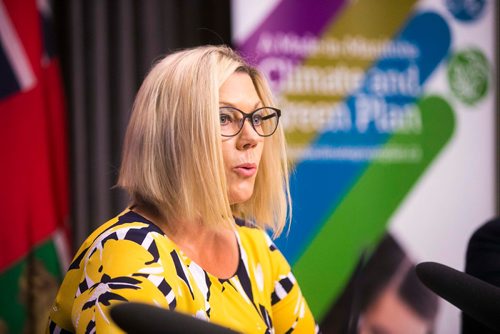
[236,0,346,93]
[237,0,346,62]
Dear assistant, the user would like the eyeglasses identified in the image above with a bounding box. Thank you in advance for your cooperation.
[219,106,281,137]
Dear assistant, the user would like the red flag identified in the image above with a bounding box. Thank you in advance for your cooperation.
[0,0,70,331]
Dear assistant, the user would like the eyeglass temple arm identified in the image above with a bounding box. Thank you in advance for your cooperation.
[261,113,278,120]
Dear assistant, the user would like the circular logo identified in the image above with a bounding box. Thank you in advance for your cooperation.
[445,0,486,22]
[447,48,489,105]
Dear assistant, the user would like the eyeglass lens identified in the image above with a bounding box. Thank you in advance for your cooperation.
[220,107,280,137]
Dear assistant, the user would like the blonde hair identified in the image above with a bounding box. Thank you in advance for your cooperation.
[118,45,291,237]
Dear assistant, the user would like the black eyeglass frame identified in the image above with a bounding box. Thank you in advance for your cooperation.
[219,106,282,138]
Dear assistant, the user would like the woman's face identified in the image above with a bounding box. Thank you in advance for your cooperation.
[358,287,429,334]
[219,72,265,204]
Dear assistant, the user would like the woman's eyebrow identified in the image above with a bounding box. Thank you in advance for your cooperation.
[218,101,263,108]
[219,101,234,107]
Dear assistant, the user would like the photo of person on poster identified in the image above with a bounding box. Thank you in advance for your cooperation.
[321,234,439,334]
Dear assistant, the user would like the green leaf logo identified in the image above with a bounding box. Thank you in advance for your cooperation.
[448,48,490,105]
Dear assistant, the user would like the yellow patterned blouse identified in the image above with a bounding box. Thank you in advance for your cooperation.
[47,210,318,333]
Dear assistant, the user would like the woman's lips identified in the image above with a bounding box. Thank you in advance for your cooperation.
[233,163,257,177]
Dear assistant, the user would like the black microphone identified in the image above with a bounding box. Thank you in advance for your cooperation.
[110,302,239,334]
[416,261,500,331]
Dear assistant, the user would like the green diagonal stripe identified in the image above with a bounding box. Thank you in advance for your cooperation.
[294,95,456,319]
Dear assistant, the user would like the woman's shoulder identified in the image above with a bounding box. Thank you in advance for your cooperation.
[84,210,162,243]
[70,210,168,267]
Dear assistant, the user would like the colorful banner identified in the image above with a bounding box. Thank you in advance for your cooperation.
[233,0,495,332]
[0,0,70,332]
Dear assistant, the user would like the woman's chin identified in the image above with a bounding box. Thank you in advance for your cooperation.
[228,187,254,205]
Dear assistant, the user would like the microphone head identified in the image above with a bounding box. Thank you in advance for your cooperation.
[110,302,239,334]
[416,261,500,331]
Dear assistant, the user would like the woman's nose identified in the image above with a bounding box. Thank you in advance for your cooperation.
[237,119,260,150]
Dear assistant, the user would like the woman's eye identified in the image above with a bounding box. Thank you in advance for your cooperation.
[220,114,231,125]
[252,114,263,126]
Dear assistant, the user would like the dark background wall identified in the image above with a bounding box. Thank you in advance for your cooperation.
[52,0,232,247]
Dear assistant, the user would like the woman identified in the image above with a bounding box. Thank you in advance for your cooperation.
[48,45,318,333]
